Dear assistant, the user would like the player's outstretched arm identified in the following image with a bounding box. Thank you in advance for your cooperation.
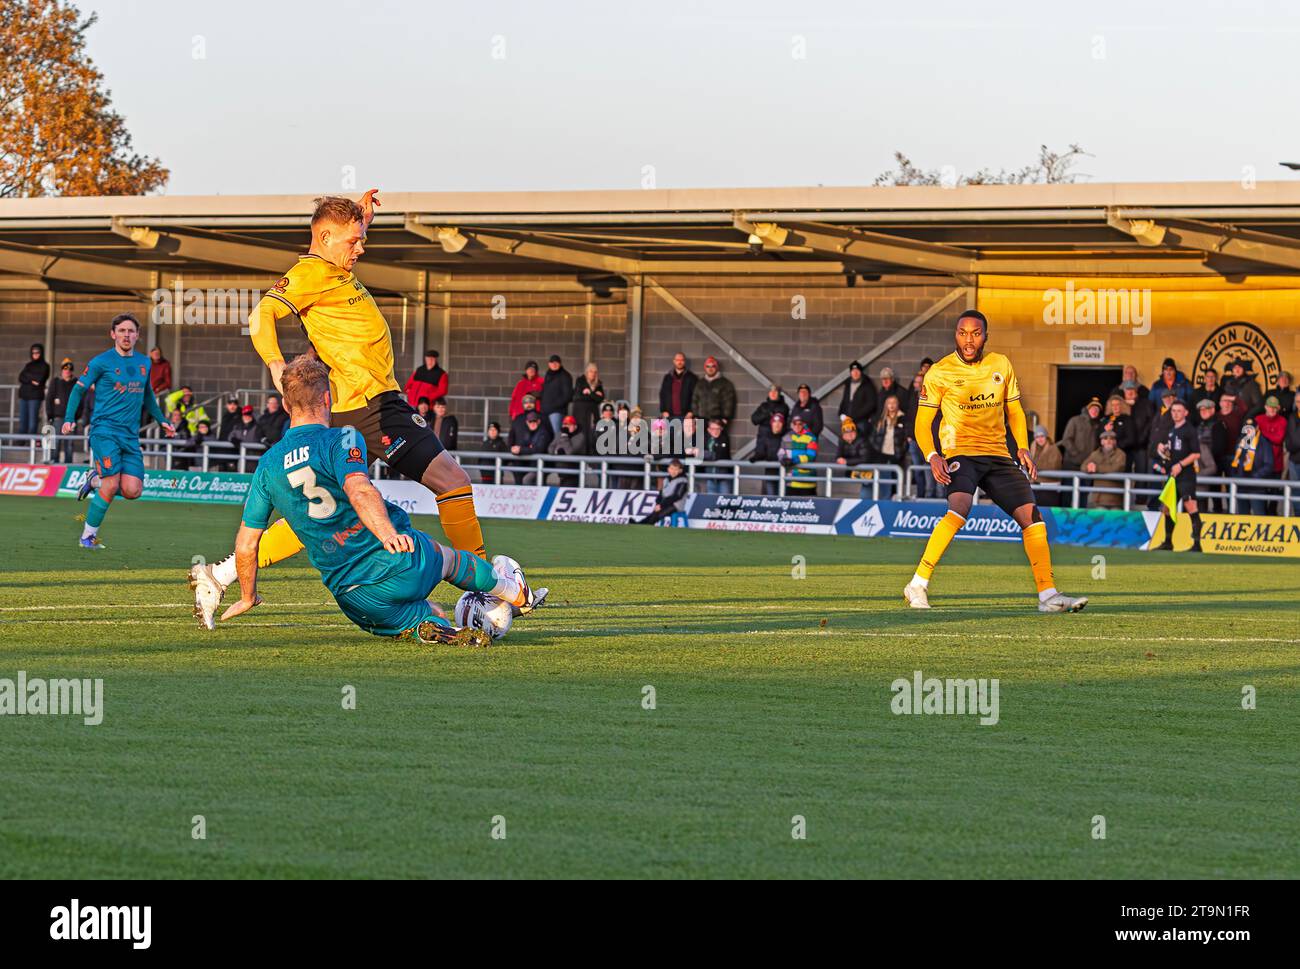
[221,524,265,620]
[913,400,949,485]
[247,295,293,394]
[1006,398,1035,477]
[62,360,98,435]
[342,473,414,554]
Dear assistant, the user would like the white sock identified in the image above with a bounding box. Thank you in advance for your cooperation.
[910,573,929,589]
[490,569,524,606]
[1038,587,1059,603]
[211,553,237,588]
[81,524,98,540]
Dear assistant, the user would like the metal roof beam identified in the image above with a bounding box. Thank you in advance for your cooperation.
[1107,209,1300,272]
[114,219,433,294]
[743,216,978,281]
[0,239,155,291]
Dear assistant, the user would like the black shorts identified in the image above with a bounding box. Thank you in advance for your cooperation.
[1172,470,1197,502]
[331,391,444,481]
[945,454,1036,516]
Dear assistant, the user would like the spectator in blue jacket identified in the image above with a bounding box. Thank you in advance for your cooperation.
[1149,357,1193,409]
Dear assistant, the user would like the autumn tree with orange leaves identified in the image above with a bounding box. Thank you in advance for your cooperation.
[0,0,167,197]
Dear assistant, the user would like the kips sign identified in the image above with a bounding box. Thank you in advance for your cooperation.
[0,463,63,497]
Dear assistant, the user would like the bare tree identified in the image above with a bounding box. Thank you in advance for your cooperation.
[875,144,1091,187]
[0,0,168,197]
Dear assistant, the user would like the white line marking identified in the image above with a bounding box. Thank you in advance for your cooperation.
[0,602,328,612]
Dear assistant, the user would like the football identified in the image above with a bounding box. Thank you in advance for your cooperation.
[453,590,514,640]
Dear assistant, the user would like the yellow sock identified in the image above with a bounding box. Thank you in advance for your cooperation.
[258,517,305,568]
[436,485,487,560]
[915,510,965,581]
[1021,520,1055,594]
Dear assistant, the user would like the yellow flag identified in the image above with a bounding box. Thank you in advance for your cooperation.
[1158,476,1179,522]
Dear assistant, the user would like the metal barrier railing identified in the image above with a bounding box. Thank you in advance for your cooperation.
[1,430,1295,515]
[904,464,1297,517]
[0,432,268,473]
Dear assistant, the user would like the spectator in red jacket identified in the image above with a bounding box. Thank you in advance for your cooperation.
[1255,396,1287,473]
[404,349,448,408]
[148,346,172,396]
[509,360,544,420]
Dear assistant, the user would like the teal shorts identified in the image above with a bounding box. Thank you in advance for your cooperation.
[333,530,444,637]
[89,427,144,479]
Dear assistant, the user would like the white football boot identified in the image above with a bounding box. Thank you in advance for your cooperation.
[1038,592,1088,613]
[491,554,548,617]
[188,562,227,631]
[903,583,931,609]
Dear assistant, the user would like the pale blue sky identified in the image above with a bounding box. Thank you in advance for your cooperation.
[86,0,1300,195]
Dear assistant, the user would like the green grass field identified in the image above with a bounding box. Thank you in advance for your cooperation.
[1,494,1296,879]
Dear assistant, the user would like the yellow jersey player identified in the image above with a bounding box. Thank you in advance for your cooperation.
[903,310,1087,613]
[189,193,538,628]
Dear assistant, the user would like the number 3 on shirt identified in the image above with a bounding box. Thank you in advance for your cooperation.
[287,466,337,519]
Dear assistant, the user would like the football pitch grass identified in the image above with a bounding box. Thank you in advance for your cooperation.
[1,495,1296,879]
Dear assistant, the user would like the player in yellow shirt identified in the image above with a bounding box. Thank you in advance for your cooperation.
[189,193,531,628]
[902,310,1086,613]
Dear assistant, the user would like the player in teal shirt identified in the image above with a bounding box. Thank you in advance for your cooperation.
[217,355,542,645]
[62,313,174,548]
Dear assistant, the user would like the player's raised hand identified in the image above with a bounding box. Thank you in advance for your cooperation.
[383,533,415,554]
[1017,448,1037,479]
[929,453,952,485]
[359,188,381,220]
[220,594,263,621]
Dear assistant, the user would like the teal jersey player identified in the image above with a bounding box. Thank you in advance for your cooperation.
[217,355,545,644]
[62,313,175,549]
[242,425,417,598]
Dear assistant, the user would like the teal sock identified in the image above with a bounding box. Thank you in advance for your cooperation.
[447,548,497,593]
[87,493,111,529]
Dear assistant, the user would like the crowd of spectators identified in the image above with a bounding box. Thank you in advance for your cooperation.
[11,342,1300,515]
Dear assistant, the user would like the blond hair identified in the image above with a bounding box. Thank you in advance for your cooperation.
[311,196,364,229]
[280,354,330,415]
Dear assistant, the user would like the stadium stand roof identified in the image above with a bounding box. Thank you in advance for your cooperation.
[4,182,1300,293]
